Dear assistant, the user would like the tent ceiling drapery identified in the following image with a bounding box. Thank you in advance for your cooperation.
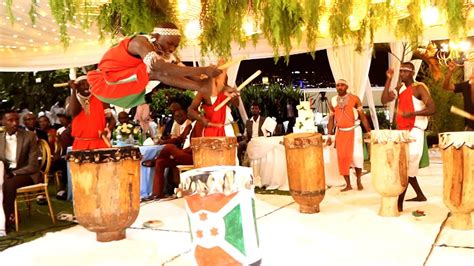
[0,1,474,72]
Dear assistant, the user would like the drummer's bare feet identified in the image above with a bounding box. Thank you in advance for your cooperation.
[406,196,427,202]
[340,186,352,192]
[357,182,364,190]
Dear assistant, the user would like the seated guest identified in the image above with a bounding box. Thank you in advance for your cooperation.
[156,108,191,147]
[0,110,40,232]
[38,115,57,153]
[56,113,72,136]
[162,102,187,139]
[117,111,131,126]
[143,113,202,200]
[238,102,267,164]
[51,119,74,200]
[22,113,48,141]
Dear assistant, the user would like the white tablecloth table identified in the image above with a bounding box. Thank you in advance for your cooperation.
[246,136,344,191]
[67,145,164,200]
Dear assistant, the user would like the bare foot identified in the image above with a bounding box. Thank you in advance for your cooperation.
[357,183,364,191]
[406,196,427,202]
[340,186,352,192]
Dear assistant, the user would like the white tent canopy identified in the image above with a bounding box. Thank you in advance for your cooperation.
[1,1,474,71]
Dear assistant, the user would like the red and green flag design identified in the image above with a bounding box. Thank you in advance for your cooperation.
[185,190,260,266]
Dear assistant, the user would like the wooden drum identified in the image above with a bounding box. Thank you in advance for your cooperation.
[370,130,410,217]
[283,133,325,214]
[67,147,141,242]
[191,137,237,168]
[439,132,474,230]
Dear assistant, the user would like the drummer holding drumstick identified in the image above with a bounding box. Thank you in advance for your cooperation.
[188,61,240,137]
[67,77,116,150]
[382,62,436,211]
[443,61,474,131]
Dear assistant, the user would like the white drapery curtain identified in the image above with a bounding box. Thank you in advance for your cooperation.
[326,44,378,128]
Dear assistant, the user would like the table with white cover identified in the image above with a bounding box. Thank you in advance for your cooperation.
[246,136,344,191]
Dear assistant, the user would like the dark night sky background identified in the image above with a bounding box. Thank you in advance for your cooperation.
[235,50,389,88]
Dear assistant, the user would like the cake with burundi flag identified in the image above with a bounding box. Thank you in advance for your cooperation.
[293,101,318,133]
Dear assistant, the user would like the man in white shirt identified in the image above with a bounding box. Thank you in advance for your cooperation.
[238,103,267,164]
[0,110,40,232]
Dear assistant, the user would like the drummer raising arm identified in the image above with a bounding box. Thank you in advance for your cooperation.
[67,76,116,150]
[382,62,435,212]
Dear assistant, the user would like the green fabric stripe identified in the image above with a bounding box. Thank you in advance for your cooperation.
[104,74,138,85]
[187,213,193,242]
[252,198,259,247]
[96,92,145,109]
[224,204,245,256]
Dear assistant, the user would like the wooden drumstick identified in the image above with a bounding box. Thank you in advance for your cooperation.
[53,82,69,88]
[214,70,262,111]
[98,130,112,148]
[450,106,474,120]
[217,56,246,70]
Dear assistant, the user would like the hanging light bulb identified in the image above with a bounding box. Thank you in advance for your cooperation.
[319,14,330,36]
[422,5,440,26]
[243,1,261,36]
[185,19,201,40]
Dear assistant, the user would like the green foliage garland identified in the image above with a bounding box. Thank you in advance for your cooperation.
[328,0,352,46]
[199,0,248,58]
[4,1,473,62]
[395,0,423,47]
[440,0,467,38]
[260,0,304,63]
[304,0,322,57]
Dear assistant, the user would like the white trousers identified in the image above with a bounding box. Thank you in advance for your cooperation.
[408,128,424,177]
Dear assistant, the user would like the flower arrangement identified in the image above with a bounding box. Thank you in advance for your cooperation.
[113,123,142,144]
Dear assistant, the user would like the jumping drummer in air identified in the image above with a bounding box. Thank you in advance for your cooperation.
[87,22,223,109]
[382,62,436,212]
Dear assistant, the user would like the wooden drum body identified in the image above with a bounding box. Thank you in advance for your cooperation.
[191,137,237,168]
[370,130,410,217]
[439,132,474,230]
[67,147,141,242]
[283,133,325,214]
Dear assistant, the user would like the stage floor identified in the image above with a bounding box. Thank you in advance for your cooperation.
[1,151,473,265]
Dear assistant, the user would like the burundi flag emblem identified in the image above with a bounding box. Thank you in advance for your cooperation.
[185,190,260,265]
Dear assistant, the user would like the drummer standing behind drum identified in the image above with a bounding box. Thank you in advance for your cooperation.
[326,79,371,192]
[67,76,116,150]
[188,62,239,137]
[382,62,435,211]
